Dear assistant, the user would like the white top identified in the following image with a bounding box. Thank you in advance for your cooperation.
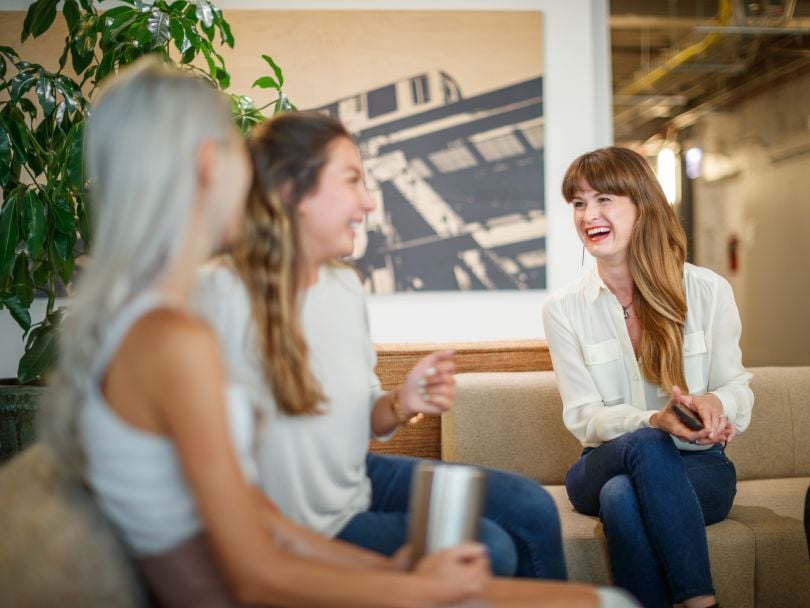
[80,292,258,556]
[542,263,754,448]
[193,264,385,537]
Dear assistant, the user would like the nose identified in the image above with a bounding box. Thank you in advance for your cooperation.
[584,199,601,222]
[361,186,377,213]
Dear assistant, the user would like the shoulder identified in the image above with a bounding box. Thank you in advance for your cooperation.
[684,263,731,299]
[543,272,590,316]
[128,308,221,367]
[322,262,365,296]
[195,260,248,301]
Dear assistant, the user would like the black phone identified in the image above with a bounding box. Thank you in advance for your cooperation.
[672,403,705,431]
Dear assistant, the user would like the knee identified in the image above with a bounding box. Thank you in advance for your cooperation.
[478,519,518,577]
[487,470,558,519]
[598,475,637,522]
[626,427,678,461]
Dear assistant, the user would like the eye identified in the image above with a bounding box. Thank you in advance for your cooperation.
[572,200,585,209]
[598,196,611,203]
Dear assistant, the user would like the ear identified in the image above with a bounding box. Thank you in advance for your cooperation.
[196,139,219,190]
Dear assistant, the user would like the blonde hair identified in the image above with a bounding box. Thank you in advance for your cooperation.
[235,112,352,416]
[562,146,688,390]
[39,57,235,472]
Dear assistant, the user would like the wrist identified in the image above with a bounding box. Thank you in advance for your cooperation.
[390,388,413,425]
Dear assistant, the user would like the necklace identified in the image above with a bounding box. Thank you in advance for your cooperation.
[621,301,632,320]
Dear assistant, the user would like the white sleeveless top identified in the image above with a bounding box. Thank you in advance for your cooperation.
[79,292,258,556]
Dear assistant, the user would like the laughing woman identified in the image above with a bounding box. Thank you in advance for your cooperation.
[543,147,754,608]
[194,111,568,581]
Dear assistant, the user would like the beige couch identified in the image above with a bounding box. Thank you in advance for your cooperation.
[443,366,810,608]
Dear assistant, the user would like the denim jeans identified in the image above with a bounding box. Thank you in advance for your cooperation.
[335,453,568,579]
[565,428,736,607]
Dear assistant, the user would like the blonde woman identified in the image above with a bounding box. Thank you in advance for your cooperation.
[543,147,754,608]
[40,58,491,607]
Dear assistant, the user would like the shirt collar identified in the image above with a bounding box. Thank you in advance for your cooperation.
[584,267,609,304]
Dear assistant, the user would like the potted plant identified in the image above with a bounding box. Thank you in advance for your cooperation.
[0,0,289,460]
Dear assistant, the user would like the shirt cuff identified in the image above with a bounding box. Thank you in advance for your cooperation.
[709,388,737,425]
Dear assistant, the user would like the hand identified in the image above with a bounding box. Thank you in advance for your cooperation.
[400,350,455,418]
[650,386,712,444]
[414,542,490,604]
[688,392,729,443]
[391,544,412,571]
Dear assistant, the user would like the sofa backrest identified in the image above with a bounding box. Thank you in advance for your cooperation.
[0,443,148,607]
[444,366,810,484]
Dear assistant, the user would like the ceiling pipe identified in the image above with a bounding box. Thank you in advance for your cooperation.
[618,0,733,97]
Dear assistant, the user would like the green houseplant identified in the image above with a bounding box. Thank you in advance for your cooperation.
[0,0,289,458]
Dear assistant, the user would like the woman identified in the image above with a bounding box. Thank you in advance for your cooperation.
[543,147,754,607]
[39,58,492,607]
[193,111,568,580]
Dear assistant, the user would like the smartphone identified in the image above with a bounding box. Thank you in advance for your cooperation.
[672,403,705,431]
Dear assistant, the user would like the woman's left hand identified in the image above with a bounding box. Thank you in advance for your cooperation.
[400,350,456,417]
[674,389,730,444]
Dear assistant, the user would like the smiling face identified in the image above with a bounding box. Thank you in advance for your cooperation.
[570,180,639,266]
[297,136,376,268]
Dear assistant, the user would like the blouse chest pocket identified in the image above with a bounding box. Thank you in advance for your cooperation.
[582,338,623,402]
[683,331,708,394]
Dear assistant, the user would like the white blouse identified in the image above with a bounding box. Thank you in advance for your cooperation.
[543,263,754,448]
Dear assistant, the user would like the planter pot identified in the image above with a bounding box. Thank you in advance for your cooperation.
[0,383,46,463]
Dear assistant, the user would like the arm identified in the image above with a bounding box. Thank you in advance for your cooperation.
[542,298,655,444]
[147,317,488,608]
[370,350,455,437]
[251,488,399,570]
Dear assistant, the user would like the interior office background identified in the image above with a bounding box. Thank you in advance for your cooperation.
[0,0,807,378]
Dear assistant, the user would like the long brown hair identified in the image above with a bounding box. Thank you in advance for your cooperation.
[562,146,688,390]
[234,112,351,415]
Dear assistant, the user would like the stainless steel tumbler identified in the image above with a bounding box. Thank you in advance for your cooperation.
[407,461,486,568]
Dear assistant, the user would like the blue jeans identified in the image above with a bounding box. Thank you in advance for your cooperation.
[565,428,736,607]
[335,453,567,579]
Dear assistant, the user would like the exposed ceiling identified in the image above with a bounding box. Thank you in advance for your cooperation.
[609,0,810,144]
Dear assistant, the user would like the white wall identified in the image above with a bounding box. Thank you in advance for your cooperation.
[691,71,810,366]
[0,0,612,377]
[211,0,612,343]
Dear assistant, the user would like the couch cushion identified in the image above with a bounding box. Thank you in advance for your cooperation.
[728,477,810,607]
[0,443,147,607]
[726,367,810,480]
[444,371,581,484]
[548,485,757,607]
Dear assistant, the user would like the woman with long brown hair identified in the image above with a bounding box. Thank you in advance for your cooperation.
[543,146,754,607]
[194,111,569,581]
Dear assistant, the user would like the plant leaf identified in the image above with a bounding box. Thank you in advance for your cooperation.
[195,0,214,29]
[1,293,31,332]
[147,7,171,47]
[36,74,56,117]
[0,122,11,185]
[64,123,84,190]
[169,19,191,55]
[10,71,38,102]
[63,0,80,33]
[18,311,62,384]
[11,252,34,306]
[252,76,279,90]
[21,0,60,42]
[21,190,46,258]
[261,54,284,88]
[0,190,20,281]
[52,195,74,235]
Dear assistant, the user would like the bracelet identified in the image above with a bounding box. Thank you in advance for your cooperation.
[390,389,419,425]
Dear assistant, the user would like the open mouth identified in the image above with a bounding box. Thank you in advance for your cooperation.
[585,226,611,242]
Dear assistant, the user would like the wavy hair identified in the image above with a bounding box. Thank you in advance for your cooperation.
[562,146,688,390]
[234,112,351,416]
[39,57,235,473]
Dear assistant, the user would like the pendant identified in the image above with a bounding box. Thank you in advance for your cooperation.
[622,305,630,320]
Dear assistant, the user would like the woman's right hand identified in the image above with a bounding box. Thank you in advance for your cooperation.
[414,542,490,605]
